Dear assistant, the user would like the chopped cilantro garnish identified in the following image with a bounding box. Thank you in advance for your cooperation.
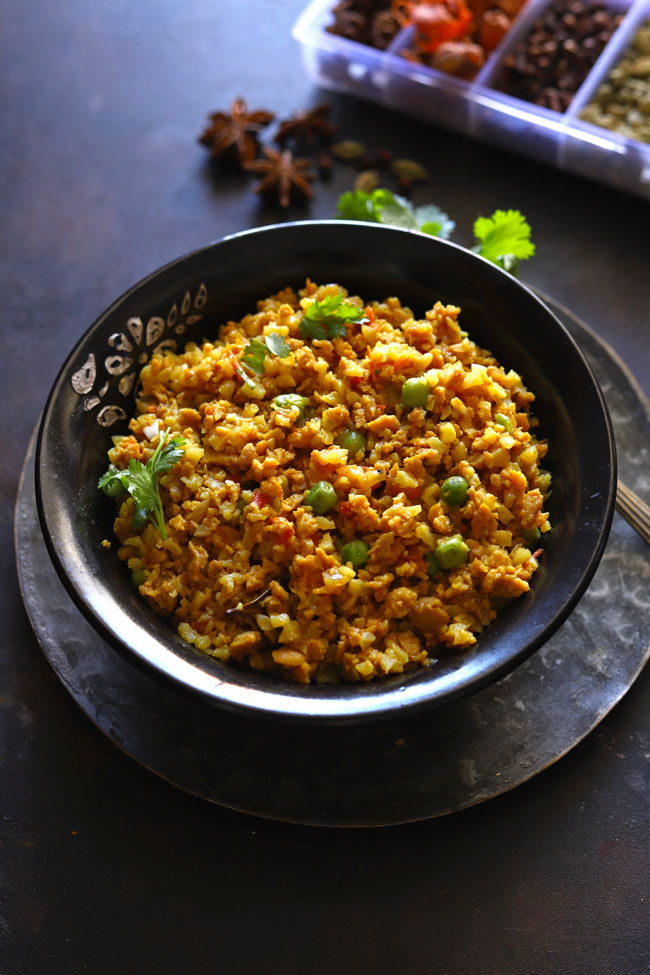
[265,332,291,358]
[299,294,368,342]
[237,332,291,383]
[240,338,270,375]
[98,429,186,540]
[472,209,535,275]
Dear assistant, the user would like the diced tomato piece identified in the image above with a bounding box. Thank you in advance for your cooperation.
[228,352,242,380]
[251,489,268,508]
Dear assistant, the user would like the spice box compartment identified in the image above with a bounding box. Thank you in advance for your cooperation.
[293,0,650,199]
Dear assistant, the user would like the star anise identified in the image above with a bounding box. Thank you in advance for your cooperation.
[244,148,315,208]
[198,97,275,165]
[275,104,338,147]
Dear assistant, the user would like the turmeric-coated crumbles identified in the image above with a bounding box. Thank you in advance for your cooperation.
[102,281,551,683]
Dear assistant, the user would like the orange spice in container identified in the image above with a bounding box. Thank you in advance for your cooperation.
[397,0,527,79]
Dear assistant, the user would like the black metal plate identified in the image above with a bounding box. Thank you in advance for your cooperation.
[15,296,650,826]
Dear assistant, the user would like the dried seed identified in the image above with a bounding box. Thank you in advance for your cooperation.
[631,55,650,77]
[579,20,650,143]
[498,0,623,110]
[331,139,367,161]
[354,169,379,193]
[390,158,429,181]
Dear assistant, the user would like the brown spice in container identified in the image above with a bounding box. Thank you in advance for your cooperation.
[327,0,402,49]
[497,0,624,112]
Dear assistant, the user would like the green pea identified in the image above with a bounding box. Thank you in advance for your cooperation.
[339,539,369,568]
[272,393,308,419]
[337,430,366,456]
[495,412,513,431]
[440,475,469,507]
[305,480,337,515]
[131,569,147,588]
[132,506,148,533]
[425,551,441,577]
[435,534,469,570]
[522,525,540,546]
[401,377,430,408]
[236,498,246,513]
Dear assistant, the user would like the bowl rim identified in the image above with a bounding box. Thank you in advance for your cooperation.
[35,220,617,722]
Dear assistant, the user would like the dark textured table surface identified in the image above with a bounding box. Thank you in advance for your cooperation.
[3,2,650,973]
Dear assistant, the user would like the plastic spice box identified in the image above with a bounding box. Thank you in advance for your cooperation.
[293,0,650,199]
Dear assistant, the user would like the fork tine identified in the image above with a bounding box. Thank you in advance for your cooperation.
[617,482,650,526]
[616,480,650,546]
[617,484,650,520]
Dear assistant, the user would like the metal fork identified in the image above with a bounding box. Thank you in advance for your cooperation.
[617,480,650,547]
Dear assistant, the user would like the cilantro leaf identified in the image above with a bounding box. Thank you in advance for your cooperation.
[126,457,160,515]
[472,209,535,274]
[98,429,186,539]
[335,188,454,239]
[414,204,455,240]
[370,188,402,212]
[237,333,291,382]
[149,434,187,477]
[299,294,368,342]
[97,463,128,494]
[264,332,291,358]
[374,192,420,231]
[240,338,269,375]
[335,189,379,222]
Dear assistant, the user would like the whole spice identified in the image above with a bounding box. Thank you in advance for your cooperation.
[391,158,429,181]
[275,103,338,145]
[354,168,380,192]
[430,40,485,77]
[372,8,403,46]
[244,147,315,207]
[498,0,625,112]
[405,0,474,52]
[398,0,526,79]
[579,21,650,143]
[198,97,275,165]
[331,139,368,160]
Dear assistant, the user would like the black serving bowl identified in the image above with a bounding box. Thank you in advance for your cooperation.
[35,221,616,723]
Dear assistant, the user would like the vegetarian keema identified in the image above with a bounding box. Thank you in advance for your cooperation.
[100,282,551,683]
